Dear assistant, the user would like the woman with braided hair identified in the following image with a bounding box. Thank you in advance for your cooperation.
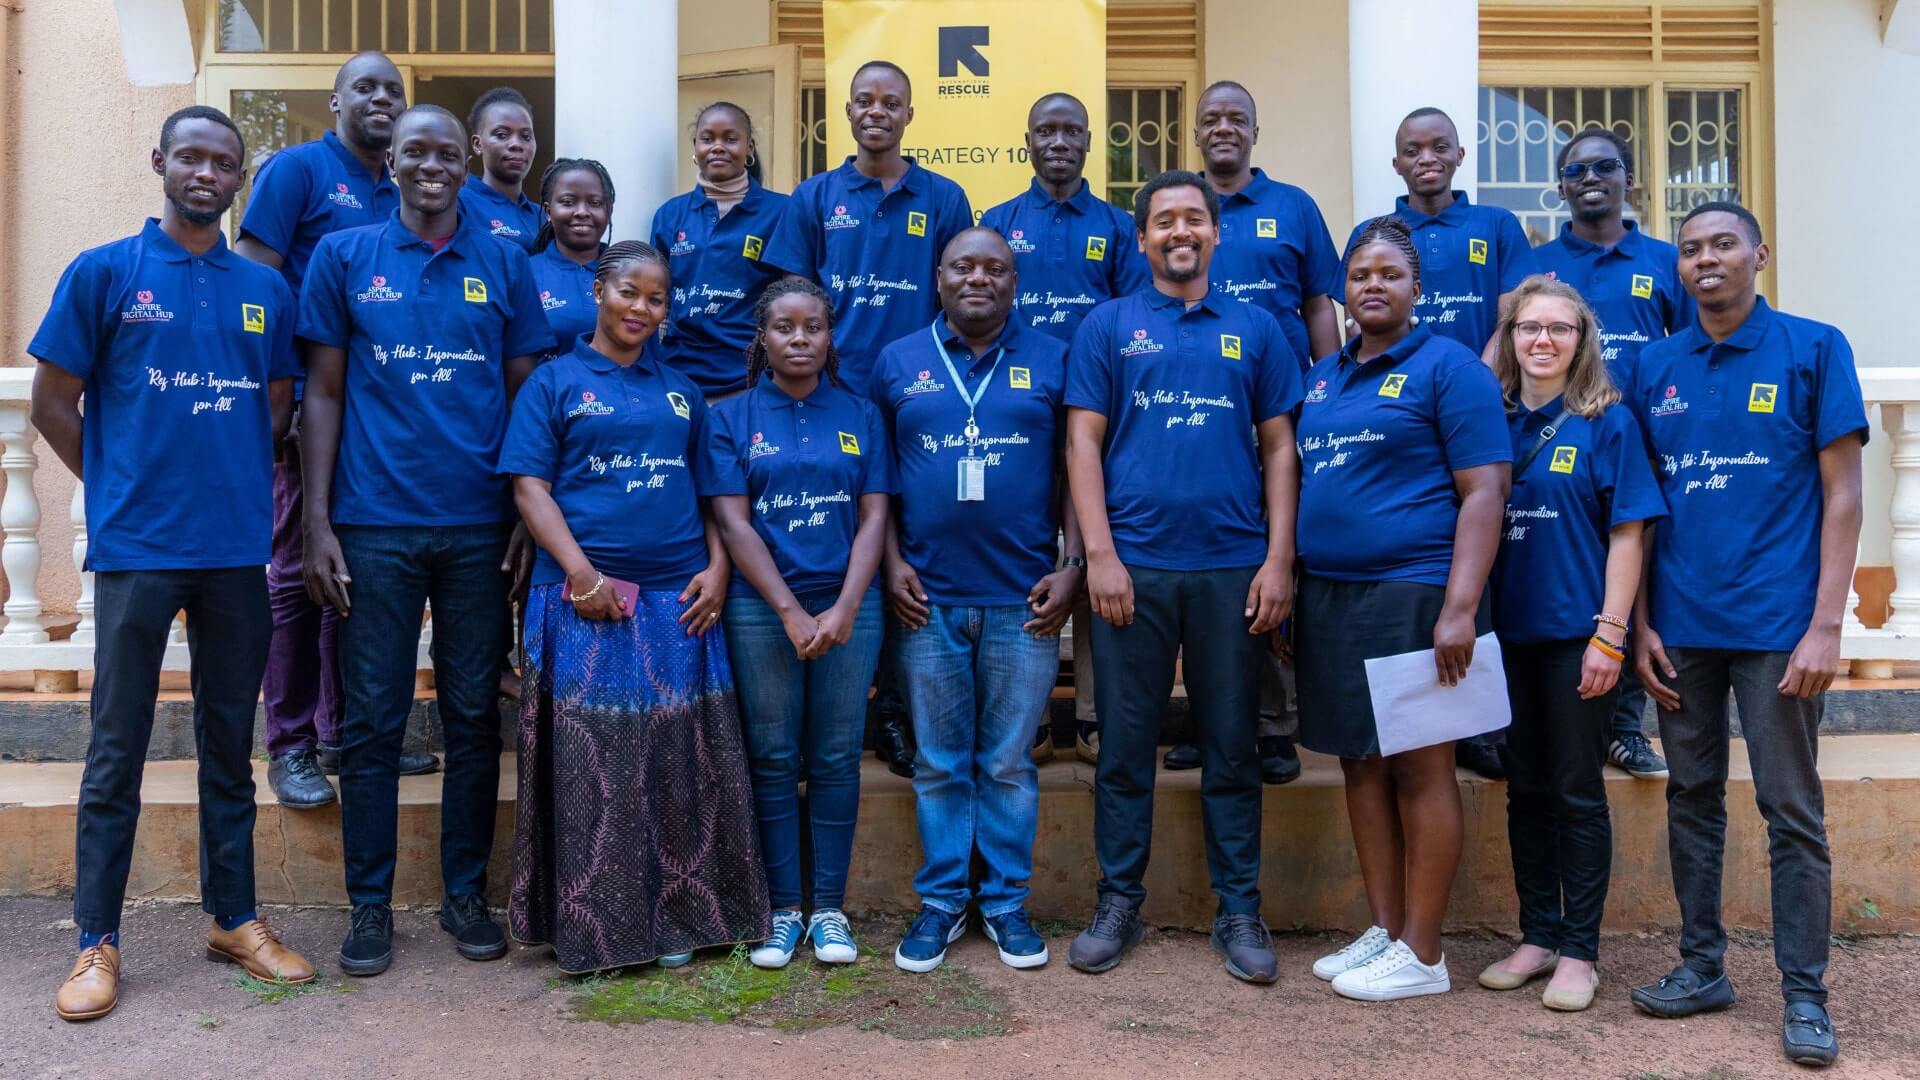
[529,157,614,358]
[500,239,768,975]
[697,277,893,970]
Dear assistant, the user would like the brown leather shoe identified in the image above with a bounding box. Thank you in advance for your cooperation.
[54,944,121,1021]
[206,918,316,984]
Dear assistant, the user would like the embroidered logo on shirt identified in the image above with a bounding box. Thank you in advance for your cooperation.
[1550,446,1578,474]
[838,431,861,455]
[1378,373,1409,398]
[907,211,928,237]
[903,369,947,396]
[1749,383,1778,414]
[742,234,765,260]
[327,182,364,209]
[567,390,615,418]
[1650,383,1689,418]
[1303,378,1329,404]
[1008,229,1035,254]
[242,304,267,334]
[1085,236,1107,261]
[1468,238,1488,265]
[669,230,697,256]
[1009,366,1031,389]
[1256,218,1278,239]
[825,204,861,231]
[355,276,404,304]
[1220,334,1242,360]
[747,431,781,459]
[540,290,568,312]
[667,391,692,420]
[122,289,173,324]
[463,278,488,303]
[489,218,521,237]
[1120,328,1163,357]
[1632,274,1655,299]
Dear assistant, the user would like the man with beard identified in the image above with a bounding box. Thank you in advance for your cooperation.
[979,92,1148,768]
[1063,171,1300,984]
[236,51,439,809]
[34,106,311,1020]
[298,105,553,977]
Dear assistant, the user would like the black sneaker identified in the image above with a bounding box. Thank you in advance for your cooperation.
[1162,744,1200,770]
[875,714,915,779]
[1456,738,1507,780]
[1211,912,1278,984]
[1783,1002,1839,1067]
[440,893,507,961]
[1068,896,1143,974]
[269,749,337,808]
[1258,735,1302,785]
[339,902,393,976]
[1609,732,1670,779]
[1629,963,1736,1018]
[318,743,441,777]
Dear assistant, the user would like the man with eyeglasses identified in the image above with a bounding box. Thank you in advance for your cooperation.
[1535,128,1694,783]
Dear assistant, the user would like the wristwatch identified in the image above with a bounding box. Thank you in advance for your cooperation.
[1062,556,1087,569]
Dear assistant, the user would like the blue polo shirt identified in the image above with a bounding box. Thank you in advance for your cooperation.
[1535,221,1692,384]
[650,181,791,398]
[530,244,599,357]
[871,317,1067,606]
[1491,398,1667,642]
[239,131,398,298]
[978,179,1149,343]
[297,210,555,527]
[28,220,297,570]
[1296,326,1511,585]
[1065,289,1302,571]
[1629,298,1869,652]
[1352,191,1537,352]
[756,157,973,394]
[498,337,709,589]
[1209,169,1343,371]
[458,175,544,254]
[700,376,895,599]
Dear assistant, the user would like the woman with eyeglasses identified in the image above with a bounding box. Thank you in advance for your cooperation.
[1476,275,1666,1011]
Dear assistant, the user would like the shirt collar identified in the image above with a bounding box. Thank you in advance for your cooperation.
[753,371,838,409]
[537,242,600,272]
[1516,392,1568,423]
[1020,177,1097,215]
[1393,190,1472,228]
[1143,286,1223,317]
[1554,218,1645,258]
[1338,324,1433,370]
[939,314,1021,359]
[836,156,924,195]
[380,207,479,255]
[140,218,234,268]
[462,174,535,211]
[322,129,388,184]
[1217,167,1275,206]
[1682,295,1774,354]
[571,333,661,375]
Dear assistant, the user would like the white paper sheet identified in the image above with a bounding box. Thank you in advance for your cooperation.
[1363,632,1513,757]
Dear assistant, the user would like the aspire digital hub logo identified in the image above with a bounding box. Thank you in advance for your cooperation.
[937,25,990,98]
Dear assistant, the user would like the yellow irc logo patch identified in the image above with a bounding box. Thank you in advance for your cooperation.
[667,391,691,419]
[1379,373,1408,398]
[1085,236,1107,261]
[906,211,927,237]
[1256,218,1278,239]
[241,303,266,334]
[838,431,861,455]
[1468,238,1488,265]
[463,277,488,303]
[1632,274,1655,299]
[1009,366,1031,389]
[742,234,765,260]
[1749,383,1778,413]
[1550,446,1579,474]
[1220,334,1242,360]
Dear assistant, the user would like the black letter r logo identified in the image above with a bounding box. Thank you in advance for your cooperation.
[938,26,990,77]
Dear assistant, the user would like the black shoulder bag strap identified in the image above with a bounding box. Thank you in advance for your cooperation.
[1513,407,1574,477]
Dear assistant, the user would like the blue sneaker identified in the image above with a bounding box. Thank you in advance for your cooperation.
[983,908,1049,969]
[893,906,967,973]
[750,909,804,970]
[807,909,859,964]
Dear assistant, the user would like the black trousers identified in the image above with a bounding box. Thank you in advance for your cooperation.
[1090,565,1263,914]
[73,568,271,932]
[1499,638,1614,961]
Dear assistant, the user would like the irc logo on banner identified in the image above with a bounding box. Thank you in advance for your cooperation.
[938,25,990,97]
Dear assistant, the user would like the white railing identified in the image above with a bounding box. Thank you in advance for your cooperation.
[1841,369,1920,678]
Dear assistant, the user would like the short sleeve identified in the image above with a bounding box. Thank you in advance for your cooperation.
[698,402,748,497]
[1298,195,1344,301]
[1600,409,1667,528]
[496,367,561,480]
[1063,308,1115,414]
[1251,313,1304,422]
[647,201,672,260]
[27,253,113,381]
[865,348,901,453]
[1665,278,1697,338]
[1812,328,1870,450]
[1110,213,1152,298]
[501,249,558,360]
[1433,355,1513,470]
[238,150,309,259]
[756,185,821,280]
[860,399,898,495]
[296,234,352,348]
[267,274,300,381]
[1494,211,1540,293]
[933,183,974,255]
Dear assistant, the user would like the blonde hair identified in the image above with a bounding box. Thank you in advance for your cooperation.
[1492,275,1619,419]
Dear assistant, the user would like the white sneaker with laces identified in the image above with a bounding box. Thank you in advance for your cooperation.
[808,909,859,964]
[1312,925,1391,981]
[1331,939,1451,1001]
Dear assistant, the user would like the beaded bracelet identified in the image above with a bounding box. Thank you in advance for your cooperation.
[1588,635,1626,662]
[1593,612,1629,631]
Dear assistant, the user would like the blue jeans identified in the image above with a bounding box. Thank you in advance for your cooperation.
[335,524,511,906]
[900,603,1056,916]
[725,589,883,911]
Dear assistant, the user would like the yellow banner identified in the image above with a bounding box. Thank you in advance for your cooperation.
[824,0,1108,216]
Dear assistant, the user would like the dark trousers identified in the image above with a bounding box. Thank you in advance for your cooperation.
[1660,647,1830,1004]
[1090,565,1263,913]
[262,449,343,757]
[336,524,510,906]
[73,568,271,931]
[1500,639,1614,961]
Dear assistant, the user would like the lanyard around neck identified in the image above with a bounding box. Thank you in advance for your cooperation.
[928,318,1004,446]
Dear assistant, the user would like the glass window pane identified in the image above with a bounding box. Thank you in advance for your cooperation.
[1107,87,1183,212]
[227,89,335,225]
[1665,88,1742,234]
[801,87,829,181]
[1477,84,1648,245]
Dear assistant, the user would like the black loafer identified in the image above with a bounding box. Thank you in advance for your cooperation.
[1162,744,1201,770]
[1783,1002,1839,1067]
[440,893,507,961]
[339,903,394,977]
[876,714,915,779]
[1630,964,1736,1018]
[1258,735,1302,785]
[1456,738,1507,780]
[397,751,441,776]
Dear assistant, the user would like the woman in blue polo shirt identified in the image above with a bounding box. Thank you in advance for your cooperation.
[458,87,544,253]
[650,102,789,399]
[1477,276,1666,1011]
[701,278,894,971]
[530,157,613,357]
[1295,216,1512,1002]
[499,240,766,975]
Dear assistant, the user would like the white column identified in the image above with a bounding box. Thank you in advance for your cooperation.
[0,404,47,644]
[70,479,95,646]
[1881,404,1920,634]
[1347,0,1481,222]
[554,0,679,243]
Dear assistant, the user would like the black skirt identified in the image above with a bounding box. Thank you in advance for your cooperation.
[1294,574,1493,760]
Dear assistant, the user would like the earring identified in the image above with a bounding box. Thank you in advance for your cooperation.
[1408,314,1420,326]
[746,151,758,167]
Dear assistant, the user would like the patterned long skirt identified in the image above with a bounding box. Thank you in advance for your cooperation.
[509,583,770,974]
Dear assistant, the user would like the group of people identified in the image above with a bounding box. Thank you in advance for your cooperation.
[36,48,1862,1071]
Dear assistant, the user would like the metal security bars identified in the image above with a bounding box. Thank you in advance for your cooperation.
[216,0,555,53]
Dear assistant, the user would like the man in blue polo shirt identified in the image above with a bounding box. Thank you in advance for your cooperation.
[1064,171,1301,985]
[1535,127,1692,783]
[235,51,437,809]
[33,106,313,1020]
[1627,202,1864,1071]
[979,91,1147,768]
[874,228,1080,974]
[298,105,553,979]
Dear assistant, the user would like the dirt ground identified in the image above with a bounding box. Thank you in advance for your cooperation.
[2,895,1916,1080]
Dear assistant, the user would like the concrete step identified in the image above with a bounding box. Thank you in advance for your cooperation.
[3,736,1915,935]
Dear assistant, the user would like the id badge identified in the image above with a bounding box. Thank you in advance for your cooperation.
[957,455,987,501]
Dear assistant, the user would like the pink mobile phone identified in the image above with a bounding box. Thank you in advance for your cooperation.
[607,576,640,617]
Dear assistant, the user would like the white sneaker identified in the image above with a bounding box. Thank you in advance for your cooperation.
[749,909,805,969]
[1312,925,1391,981]
[1331,939,1451,1001]
[807,909,859,964]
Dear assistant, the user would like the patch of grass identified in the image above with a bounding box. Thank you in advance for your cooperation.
[227,971,355,1005]
[1854,897,1882,921]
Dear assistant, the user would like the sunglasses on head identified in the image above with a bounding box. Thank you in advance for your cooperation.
[1559,158,1627,182]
